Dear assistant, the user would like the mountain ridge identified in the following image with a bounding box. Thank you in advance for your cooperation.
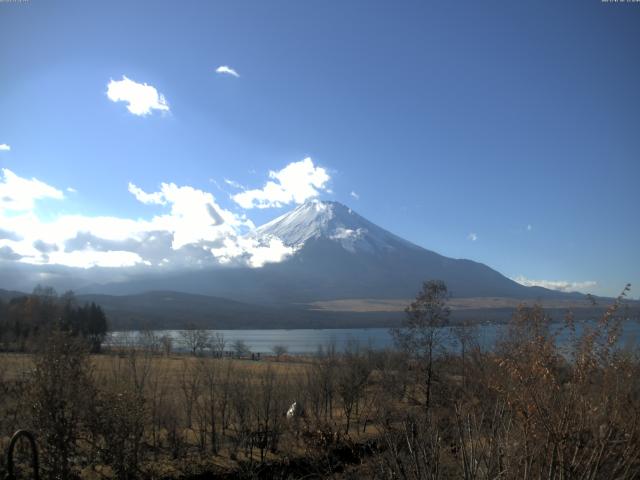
[75,200,584,304]
[3,288,628,331]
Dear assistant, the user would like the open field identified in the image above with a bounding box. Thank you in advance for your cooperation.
[0,349,387,478]
[0,352,311,383]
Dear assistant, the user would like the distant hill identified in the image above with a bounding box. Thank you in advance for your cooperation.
[75,290,404,330]
[0,287,401,329]
[3,288,635,331]
[0,288,24,302]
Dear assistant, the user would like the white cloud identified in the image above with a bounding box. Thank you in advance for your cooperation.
[132,182,248,250]
[527,224,532,231]
[0,144,10,152]
[468,232,478,242]
[350,191,360,200]
[0,168,296,270]
[232,157,330,209]
[106,76,169,116]
[330,227,364,241]
[242,237,294,268]
[215,65,240,78]
[513,275,597,293]
[128,182,167,205]
[0,168,64,212]
[329,227,366,253]
[210,236,295,268]
[66,187,77,193]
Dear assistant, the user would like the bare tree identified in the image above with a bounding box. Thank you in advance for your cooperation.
[179,327,211,356]
[253,366,288,460]
[179,360,202,429]
[28,330,95,480]
[94,387,147,479]
[212,332,226,358]
[392,280,450,412]
[229,371,253,457]
[159,334,173,356]
[218,359,236,437]
[452,319,478,390]
[139,328,160,354]
[272,344,288,361]
[197,358,222,453]
[336,340,371,434]
[311,341,338,423]
[232,339,251,358]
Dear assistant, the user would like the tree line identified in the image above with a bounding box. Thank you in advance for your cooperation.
[0,286,108,353]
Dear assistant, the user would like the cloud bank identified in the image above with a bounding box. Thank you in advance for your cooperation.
[107,76,169,116]
[513,275,597,293]
[231,157,330,209]
[0,168,295,272]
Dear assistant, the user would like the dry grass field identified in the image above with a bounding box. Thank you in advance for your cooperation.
[310,296,623,312]
[0,349,385,479]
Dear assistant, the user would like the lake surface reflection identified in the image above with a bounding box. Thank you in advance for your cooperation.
[108,320,640,355]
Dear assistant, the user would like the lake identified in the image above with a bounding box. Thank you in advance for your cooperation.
[107,319,640,354]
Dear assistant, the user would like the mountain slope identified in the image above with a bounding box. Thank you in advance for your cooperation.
[251,201,572,301]
[82,200,578,304]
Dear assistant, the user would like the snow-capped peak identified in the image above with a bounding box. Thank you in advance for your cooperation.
[255,200,413,253]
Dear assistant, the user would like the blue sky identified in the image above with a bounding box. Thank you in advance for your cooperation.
[0,0,639,297]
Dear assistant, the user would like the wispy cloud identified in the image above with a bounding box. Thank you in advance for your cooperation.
[224,178,245,189]
[513,275,597,293]
[215,65,240,78]
[468,232,478,242]
[106,76,169,116]
[527,224,532,231]
[66,187,77,193]
[350,191,360,200]
[0,144,10,152]
[232,157,330,209]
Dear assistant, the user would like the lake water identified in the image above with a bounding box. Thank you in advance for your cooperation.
[108,319,640,355]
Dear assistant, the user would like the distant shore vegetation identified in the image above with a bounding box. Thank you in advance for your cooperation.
[0,286,108,353]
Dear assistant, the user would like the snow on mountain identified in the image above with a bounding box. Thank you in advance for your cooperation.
[255,200,416,254]
[249,200,577,301]
[74,200,580,304]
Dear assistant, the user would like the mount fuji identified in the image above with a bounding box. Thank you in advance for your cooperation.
[82,200,572,304]
[247,200,566,302]
[0,199,598,329]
